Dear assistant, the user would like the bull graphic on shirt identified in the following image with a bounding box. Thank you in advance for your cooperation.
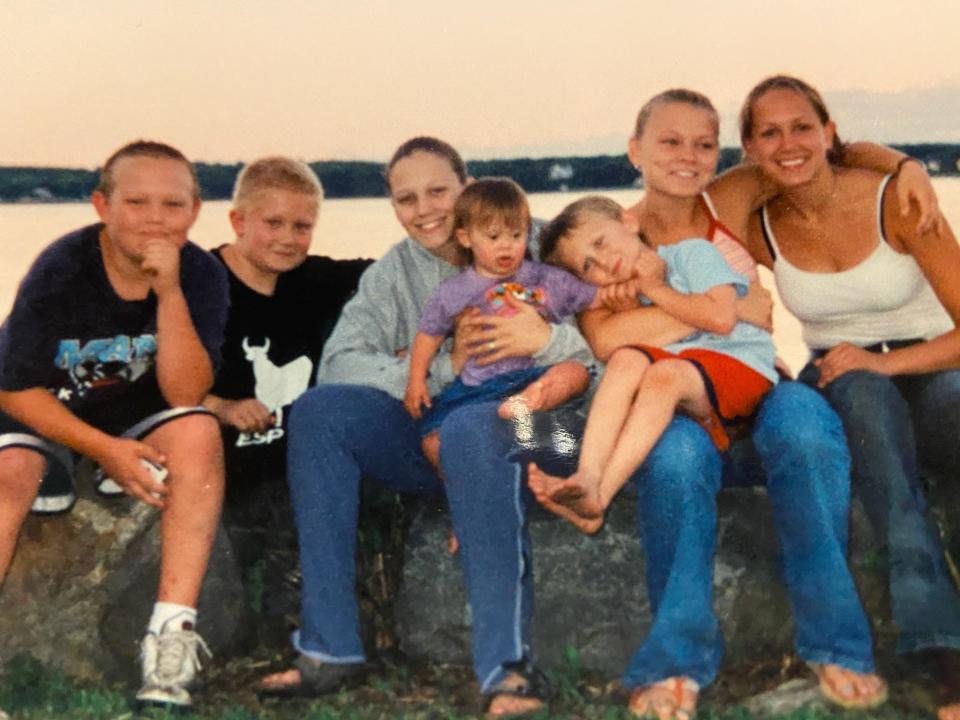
[236,337,312,448]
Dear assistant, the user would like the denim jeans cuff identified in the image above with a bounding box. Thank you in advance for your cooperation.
[897,633,960,655]
[798,647,875,674]
[291,629,366,665]
[621,666,717,691]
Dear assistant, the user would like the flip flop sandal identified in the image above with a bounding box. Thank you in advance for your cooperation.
[484,661,551,718]
[629,676,699,720]
[808,662,888,710]
[256,655,366,699]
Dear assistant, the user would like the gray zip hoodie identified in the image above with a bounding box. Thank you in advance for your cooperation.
[319,235,595,400]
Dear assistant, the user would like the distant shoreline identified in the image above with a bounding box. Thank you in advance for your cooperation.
[3,144,959,204]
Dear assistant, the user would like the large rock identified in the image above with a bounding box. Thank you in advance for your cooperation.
[0,467,249,684]
[395,486,889,677]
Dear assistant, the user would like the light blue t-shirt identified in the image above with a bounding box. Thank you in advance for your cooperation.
[650,238,778,384]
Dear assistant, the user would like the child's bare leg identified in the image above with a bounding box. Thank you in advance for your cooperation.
[597,359,714,508]
[0,448,45,581]
[499,361,589,419]
[149,413,224,607]
[528,349,651,528]
[576,349,651,479]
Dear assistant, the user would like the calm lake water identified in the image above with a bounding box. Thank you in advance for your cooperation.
[3,180,960,375]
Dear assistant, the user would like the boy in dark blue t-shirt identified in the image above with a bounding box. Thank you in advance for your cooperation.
[0,140,228,710]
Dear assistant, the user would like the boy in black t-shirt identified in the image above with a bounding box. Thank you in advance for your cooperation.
[203,158,370,499]
[0,141,228,710]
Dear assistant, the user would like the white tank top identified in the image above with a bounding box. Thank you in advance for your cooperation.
[761,175,952,350]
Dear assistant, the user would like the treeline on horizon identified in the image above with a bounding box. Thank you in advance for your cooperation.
[3,144,960,203]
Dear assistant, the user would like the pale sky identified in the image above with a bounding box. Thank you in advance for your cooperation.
[2,0,958,168]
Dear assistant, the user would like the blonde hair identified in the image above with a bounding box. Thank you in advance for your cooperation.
[232,156,324,210]
[539,195,641,265]
[633,88,719,139]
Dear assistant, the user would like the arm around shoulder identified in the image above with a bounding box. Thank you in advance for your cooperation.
[877,185,960,374]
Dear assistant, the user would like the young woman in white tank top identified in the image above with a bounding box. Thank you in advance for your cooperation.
[575,88,943,718]
[741,74,960,720]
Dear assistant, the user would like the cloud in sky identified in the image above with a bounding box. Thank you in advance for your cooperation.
[2,0,958,166]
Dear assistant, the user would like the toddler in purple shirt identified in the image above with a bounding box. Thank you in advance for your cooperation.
[404,178,601,469]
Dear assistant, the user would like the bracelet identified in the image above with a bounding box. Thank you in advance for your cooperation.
[895,156,921,175]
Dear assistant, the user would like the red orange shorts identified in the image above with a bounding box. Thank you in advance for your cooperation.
[633,346,773,451]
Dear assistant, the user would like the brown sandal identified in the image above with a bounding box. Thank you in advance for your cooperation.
[484,662,550,718]
[256,655,366,699]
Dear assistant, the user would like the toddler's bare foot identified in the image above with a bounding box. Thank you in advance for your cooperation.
[498,380,546,419]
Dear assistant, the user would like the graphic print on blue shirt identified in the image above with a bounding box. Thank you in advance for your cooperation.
[54,333,157,399]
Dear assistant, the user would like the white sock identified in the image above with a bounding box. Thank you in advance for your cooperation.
[147,602,197,635]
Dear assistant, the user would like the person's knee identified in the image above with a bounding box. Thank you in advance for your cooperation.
[290,384,385,437]
[640,416,719,489]
[440,401,501,446]
[172,412,221,442]
[823,371,906,427]
[154,412,223,463]
[0,447,45,505]
[639,360,688,397]
[606,347,649,376]
[290,385,336,428]
[752,383,852,498]
[754,382,845,451]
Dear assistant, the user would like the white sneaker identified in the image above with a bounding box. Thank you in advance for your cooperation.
[136,627,211,707]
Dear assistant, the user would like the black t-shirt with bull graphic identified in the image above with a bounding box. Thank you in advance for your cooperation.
[0,224,228,435]
[211,247,371,490]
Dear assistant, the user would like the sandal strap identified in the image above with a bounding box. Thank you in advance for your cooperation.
[486,659,552,707]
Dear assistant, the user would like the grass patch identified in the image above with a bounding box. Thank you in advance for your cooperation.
[0,652,938,720]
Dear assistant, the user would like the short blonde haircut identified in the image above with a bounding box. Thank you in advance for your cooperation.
[232,156,324,210]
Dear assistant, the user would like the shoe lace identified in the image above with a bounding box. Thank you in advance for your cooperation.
[149,630,212,684]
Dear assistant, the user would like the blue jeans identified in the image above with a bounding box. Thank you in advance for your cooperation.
[286,385,443,665]
[287,384,573,692]
[623,381,877,689]
[798,363,960,653]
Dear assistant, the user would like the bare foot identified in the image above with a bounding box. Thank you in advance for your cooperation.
[257,667,302,693]
[486,671,546,718]
[628,676,699,720]
[940,704,960,720]
[544,474,604,521]
[809,663,887,709]
[498,381,546,420]
[528,463,603,534]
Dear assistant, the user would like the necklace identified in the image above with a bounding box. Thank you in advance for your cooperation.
[781,171,840,224]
